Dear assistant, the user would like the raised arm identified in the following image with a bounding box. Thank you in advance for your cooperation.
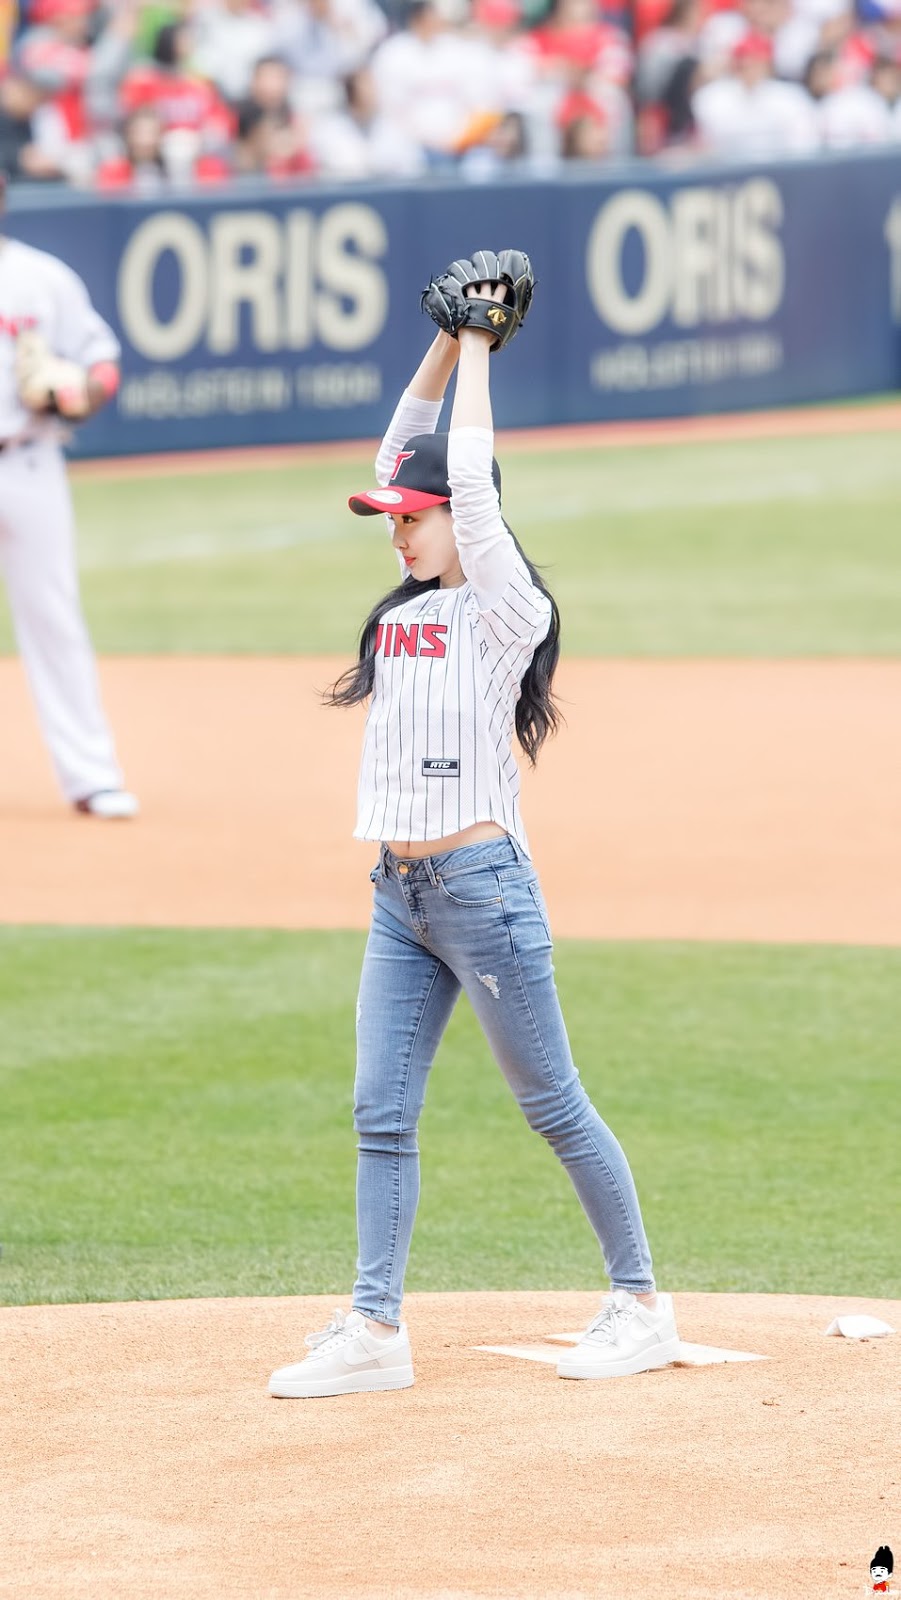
[374,331,459,486]
[446,285,518,609]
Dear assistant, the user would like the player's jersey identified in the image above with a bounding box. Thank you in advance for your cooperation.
[354,392,553,856]
[0,238,120,441]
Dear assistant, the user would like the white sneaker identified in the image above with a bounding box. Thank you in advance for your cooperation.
[268,1309,414,1398]
[557,1290,680,1380]
[74,789,140,820]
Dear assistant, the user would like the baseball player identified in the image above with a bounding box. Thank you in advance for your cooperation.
[0,170,137,819]
[269,250,679,1399]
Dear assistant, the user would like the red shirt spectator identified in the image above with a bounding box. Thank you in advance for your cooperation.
[95,104,232,190]
[525,0,633,86]
[119,21,234,147]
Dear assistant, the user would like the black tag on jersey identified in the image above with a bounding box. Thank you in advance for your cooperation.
[422,758,459,777]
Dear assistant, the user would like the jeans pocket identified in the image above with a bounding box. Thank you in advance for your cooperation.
[436,871,502,909]
[527,879,553,942]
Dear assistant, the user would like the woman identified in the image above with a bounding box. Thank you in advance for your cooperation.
[269,264,679,1398]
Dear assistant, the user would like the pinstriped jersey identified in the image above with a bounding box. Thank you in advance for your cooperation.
[353,403,553,855]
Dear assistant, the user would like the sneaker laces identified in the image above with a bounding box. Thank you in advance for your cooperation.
[584,1289,638,1344]
[304,1309,358,1352]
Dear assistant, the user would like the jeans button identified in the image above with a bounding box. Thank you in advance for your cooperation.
[398,863,410,875]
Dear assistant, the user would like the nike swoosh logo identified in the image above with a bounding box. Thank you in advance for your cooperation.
[343,1344,390,1366]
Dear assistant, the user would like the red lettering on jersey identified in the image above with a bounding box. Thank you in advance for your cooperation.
[420,623,448,659]
[376,620,447,659]
[0,314,39,339]
[394,623,419,656]
[390,450,415,483]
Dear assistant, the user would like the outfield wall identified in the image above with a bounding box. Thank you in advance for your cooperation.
[7,150,901,456]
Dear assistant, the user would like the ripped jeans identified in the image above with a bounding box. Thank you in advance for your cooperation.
[351,836,655,1327]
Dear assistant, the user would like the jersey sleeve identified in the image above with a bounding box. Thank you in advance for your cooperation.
[374,387,444,486]
[46,259,121,368]
[374,386,444,576]
[448,425,552,644]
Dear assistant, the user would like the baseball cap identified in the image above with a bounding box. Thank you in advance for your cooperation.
[348,431,502,516]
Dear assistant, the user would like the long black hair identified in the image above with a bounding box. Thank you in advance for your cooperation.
[324,524,562,766]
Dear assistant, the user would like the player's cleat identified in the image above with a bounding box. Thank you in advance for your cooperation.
[556,1290,680,1380]
[73,789,140,820]
[268,1309,414,1398]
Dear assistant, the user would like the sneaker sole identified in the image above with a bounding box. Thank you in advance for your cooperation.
[557,1335,681,1380]
[269,1366,415,1398]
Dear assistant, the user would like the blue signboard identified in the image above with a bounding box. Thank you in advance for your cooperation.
[6,151,901,456]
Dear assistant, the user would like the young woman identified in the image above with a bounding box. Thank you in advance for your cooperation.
[269,271,679,1398]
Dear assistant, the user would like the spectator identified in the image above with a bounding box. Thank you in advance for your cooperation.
[8,0,901,186]
[692,28,820,154]
[635,0,705,150]
[802,44,838,99]
[308,62,425,175]
[0,70,50,180]
[95,103,232,188]
[818,50,897,142]
[235,56,316,173]
[368,0,481,164]
[193,0,276,103]
[273,0,387,111]
[637,0,703,104]
[12,0,96,180]
[465,0,537,122]
[699,0,856,82]
[116,20,235,153]
[461,105,528,170]
[514,0,634,155]
[523,0,633,87]
[560,105,610,156]
[236,49,295,124]
[552,63,633,152]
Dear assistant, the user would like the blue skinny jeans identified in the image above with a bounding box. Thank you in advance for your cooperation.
[351,835,655,1327]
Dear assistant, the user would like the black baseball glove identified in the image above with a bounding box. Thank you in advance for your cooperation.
[420,249,535,351]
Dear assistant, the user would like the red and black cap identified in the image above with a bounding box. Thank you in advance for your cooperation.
[348,431,501,516]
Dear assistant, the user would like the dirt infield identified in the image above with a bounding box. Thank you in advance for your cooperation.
[2,1289,898,1600]
[2,656,900,943]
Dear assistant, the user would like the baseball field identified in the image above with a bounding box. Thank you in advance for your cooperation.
[1,404,900,1599]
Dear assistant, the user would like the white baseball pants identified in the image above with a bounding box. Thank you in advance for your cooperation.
[0,438,123,803]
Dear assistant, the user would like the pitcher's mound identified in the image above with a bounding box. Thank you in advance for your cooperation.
[4,1289,897,1599]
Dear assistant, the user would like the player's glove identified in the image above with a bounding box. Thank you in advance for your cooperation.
[420,249,535,351]
[15,330,91,419]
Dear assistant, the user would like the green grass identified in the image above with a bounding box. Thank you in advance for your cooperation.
[1,928,898,1306]
[1,429,900,655]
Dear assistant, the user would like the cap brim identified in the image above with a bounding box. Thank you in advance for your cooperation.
[348,487,450,516]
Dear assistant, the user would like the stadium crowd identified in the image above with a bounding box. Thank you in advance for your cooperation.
[0,0,900,187]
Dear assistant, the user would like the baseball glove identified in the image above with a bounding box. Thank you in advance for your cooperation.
[421,249,535,351]
[15,330,91,419]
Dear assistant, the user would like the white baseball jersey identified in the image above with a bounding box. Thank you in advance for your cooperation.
[0,237,120,441]
[354,390,553,855]
[0,237,125,805]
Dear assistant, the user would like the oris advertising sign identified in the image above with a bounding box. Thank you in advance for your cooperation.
[7,154,901,455]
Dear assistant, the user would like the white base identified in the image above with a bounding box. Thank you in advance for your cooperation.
[475,1339,767,1368]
